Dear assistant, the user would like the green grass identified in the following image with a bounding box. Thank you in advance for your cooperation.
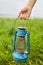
[0,18,43,65]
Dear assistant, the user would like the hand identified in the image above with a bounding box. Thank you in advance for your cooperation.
[18,7,32,20]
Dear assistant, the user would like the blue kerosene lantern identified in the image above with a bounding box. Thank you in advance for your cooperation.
[13,27,30,63]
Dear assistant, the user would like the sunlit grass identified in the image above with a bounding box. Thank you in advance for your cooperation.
[0,18,43,65]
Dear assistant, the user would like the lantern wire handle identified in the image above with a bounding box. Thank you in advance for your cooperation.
[27,19,32,33]
[13,18,31,53]
[14,18,32,33]
[14,18,18,31]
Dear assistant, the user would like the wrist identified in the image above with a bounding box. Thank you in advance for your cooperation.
[28,5,32,10]
[25,4,32,11]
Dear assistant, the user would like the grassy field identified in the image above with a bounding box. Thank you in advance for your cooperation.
[0,18,43,65]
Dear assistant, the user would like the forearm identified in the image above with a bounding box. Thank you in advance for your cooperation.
[26,0,37,10]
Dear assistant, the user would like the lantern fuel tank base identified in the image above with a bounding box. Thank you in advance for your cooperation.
[13,51,28,63]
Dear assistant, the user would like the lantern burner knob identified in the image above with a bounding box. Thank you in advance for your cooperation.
[24,51,28,55]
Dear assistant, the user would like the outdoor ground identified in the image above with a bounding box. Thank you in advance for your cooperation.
[0,18,43,65]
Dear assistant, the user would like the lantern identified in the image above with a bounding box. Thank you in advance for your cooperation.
[13,27,30,63]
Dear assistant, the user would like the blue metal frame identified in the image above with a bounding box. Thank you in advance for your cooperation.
[27,32,30,54]
[13,29,30,62]
[13,31,17,51]
[13,51,28,63]
[17,29,27,36]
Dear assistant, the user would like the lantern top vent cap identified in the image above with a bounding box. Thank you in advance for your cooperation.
[18,27,26,30]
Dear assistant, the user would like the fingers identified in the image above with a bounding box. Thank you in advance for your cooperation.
[18,12,29,20]
[18,8,28,19]
[19,14,29,20]
[18,8,31,20]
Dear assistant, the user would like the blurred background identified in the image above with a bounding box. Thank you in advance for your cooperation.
[0,0,43,65]
[0,0,43,18]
